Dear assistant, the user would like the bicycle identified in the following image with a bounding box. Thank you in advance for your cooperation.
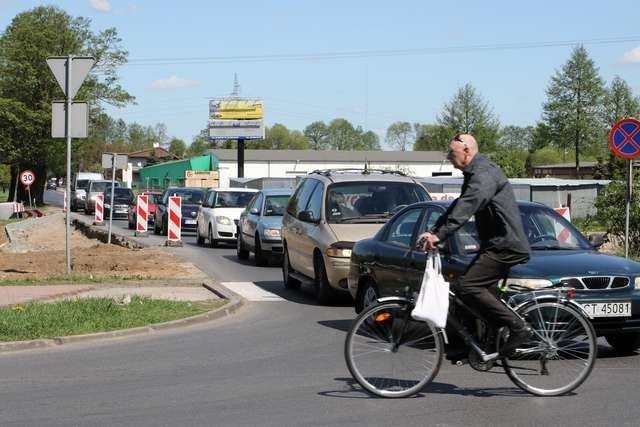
[344,283,597,398]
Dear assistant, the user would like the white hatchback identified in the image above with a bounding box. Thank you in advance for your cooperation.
[196,187,258,248]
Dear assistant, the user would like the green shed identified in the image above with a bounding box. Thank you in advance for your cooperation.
[138,154,218,190]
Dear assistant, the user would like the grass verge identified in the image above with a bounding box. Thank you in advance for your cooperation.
[0,297,225,342]
[0,275,163,286]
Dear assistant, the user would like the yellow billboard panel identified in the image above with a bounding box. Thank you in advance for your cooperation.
[209,99,264,120]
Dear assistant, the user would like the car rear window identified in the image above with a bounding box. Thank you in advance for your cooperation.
[214,191,255,208]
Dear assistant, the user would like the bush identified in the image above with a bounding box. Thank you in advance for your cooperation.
[593,180,640,257]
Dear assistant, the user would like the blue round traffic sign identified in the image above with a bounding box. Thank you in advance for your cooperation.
[609,118,640,159]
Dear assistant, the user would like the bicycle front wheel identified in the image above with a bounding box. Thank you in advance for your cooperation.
[503,301,597,396]
[344,300,444,398]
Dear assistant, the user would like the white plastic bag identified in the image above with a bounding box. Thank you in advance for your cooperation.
[411,250,450,327]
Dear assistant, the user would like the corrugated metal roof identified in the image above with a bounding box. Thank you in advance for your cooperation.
[207,149,446,162]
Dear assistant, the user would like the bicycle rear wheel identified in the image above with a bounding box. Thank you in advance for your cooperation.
[344,300,444,398]
[503,301,597,396]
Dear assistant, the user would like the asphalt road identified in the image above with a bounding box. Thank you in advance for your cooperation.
[1,191,637,426]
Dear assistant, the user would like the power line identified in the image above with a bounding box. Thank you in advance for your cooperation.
[125,36,640,66]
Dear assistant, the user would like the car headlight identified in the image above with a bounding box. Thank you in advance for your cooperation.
[635,277,640,290]
[505,277,553,290]
[90,195,98,201]
[216,216,231,225]
[263,228,280,238]
[326,248,352,258]
[104,203,111,209]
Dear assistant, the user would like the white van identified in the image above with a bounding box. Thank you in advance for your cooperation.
[70,172,103,212]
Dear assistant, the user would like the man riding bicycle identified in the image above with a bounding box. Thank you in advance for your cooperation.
[417,133,532,356]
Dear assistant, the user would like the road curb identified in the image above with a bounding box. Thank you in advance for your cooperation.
[0,282,245,353]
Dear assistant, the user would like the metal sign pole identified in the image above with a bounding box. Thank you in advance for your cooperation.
[27,186,32,209]
[65,54,72,275]
[107,154,116,244]
[625,159,632,258]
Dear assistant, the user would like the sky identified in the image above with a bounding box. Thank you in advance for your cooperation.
[2,0,640,150]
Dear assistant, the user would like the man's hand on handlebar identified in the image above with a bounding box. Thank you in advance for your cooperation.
[416,232,440,251]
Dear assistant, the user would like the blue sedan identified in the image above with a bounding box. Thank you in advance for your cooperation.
[348,200,640,353]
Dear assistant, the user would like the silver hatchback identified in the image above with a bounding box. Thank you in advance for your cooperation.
[237,188,293,266]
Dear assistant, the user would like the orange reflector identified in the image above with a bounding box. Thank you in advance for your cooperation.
[375,312,391,322]
[567,288,576,298]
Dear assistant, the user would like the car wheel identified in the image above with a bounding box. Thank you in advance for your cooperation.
[314,254,336,305]
[605,333,640,354]
[209,226,218,248]
[237,228,249,260]
[254,235,268,266]
[128,216,134,230]
[161,218,167,236]
[196,224,205,246]
[356,281,379,313]
[282,246,301,290]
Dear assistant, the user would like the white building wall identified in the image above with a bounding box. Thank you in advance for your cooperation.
[217,160,461,182]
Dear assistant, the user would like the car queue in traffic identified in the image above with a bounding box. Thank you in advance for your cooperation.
[68,170,640,355]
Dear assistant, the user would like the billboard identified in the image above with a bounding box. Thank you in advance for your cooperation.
[209,99,264,120]
[208,97,265,140]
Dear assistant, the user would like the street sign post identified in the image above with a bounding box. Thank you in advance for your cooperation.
[47,55,95,275]
[608,117,640,258]
[20,169,36,209]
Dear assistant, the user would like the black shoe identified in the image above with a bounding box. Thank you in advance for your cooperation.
[501,325,534,355]
[445,348,467,364]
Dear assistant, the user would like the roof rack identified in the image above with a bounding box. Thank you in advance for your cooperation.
[310,168,407,177]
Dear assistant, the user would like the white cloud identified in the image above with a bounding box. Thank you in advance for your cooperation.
[150,75,199,90]
[621,47,640,64]
[89,0,111,12]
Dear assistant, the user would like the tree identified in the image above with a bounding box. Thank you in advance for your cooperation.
[498,125,535,151]
[385,121,413,151]
[490,149,527,178]
[168,138,186,157]
[541,45,605,178]
[436,83,500,151]
[603,76,640,179]
[593,180,640,257]
[325,118,379,150]
[261,123,309,149]
[304,121,329,150]
[413,124,450,151]
[0,6,133,204]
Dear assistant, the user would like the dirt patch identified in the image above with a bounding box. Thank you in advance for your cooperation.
[0,212,205,281]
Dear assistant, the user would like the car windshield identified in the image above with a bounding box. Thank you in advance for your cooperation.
[105,188,134,203]
[446,204,592,253]
[76,179,89,190]
[214,191,255,208]
[91,181,110,193]
[326,182,429,223]
[168,189,205,204]
[263,195,289,216]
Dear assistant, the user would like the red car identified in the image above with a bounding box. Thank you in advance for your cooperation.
[128,191,162,229]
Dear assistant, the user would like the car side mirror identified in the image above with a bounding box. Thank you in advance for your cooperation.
[298,210,319,223]
[588,233,606,249]
[250,208,259,215]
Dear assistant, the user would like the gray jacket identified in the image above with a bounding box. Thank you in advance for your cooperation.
[432,154,530,262]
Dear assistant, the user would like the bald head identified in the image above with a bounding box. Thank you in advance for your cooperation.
[447,133,479,170]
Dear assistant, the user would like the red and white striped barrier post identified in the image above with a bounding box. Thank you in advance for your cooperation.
[166,195,183,246]
[135,194,148,237]
[94,194,104,225]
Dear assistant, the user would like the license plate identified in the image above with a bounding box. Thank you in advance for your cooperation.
[580,302,631,317]
[184,219,196,225]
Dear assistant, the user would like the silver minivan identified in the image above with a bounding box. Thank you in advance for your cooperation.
[84,180,121,214]
[281,169,430,304]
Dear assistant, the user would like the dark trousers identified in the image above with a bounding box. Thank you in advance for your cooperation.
[453,253,523,330]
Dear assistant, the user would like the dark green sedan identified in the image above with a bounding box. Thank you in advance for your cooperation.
[348,200,640,353]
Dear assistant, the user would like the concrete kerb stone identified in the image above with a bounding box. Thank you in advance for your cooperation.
[0,281,245,353]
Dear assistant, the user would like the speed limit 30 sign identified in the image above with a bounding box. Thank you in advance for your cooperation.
[20,169,36,187]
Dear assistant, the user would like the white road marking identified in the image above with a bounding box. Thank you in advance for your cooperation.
[220,282,285,301]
